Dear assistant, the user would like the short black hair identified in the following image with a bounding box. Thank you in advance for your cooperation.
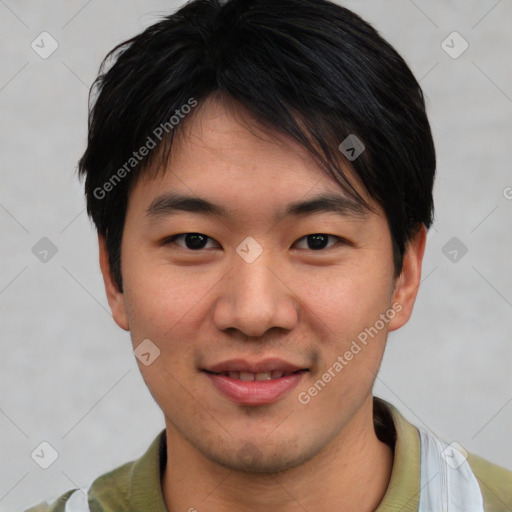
[78,0,436,292]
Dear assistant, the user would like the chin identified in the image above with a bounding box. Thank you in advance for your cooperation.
[201,436,326,474]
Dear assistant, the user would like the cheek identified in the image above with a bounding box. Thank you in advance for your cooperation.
[122,254,211,338]
[311,264,394,338]
[122,265,205,400]
[306,263,395,394]
[301,311,391,418]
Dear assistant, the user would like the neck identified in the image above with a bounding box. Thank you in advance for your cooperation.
[162,397,393,512]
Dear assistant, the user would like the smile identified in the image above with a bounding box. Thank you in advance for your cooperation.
[202,369,308,405]
[206,370,300,381]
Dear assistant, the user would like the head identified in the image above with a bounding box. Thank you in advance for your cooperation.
[80,0,435,472]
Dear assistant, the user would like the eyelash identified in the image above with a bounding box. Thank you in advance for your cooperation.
[163,233,348,252]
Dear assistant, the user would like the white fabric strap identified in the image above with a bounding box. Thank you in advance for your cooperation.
[418,428,484,512]
[64,485,92,512]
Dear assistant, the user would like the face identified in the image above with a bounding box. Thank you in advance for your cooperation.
[100,94,424,473]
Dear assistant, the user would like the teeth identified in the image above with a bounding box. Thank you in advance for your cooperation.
[255,372,272,381]
[216,370,296,380]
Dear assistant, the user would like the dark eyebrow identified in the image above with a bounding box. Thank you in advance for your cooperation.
[145,192,368,222]
[282,192,368,219]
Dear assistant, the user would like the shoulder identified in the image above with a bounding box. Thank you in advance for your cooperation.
[22,459,136,512]
[22,459,134,512]
[375,397,512,512]
[23,490,78,512]
[467,452,512,511]
[22,430,166,512]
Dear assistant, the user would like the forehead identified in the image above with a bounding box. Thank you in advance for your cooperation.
[169,95,325,181]
[128,94,378,220]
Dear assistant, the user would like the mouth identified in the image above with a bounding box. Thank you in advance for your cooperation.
[202,369,305,381]
[201,359,309,405]
[202,357,308,375]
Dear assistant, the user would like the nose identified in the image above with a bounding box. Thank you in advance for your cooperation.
[212,247,299,339]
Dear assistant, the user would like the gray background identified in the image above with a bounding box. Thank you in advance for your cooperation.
[1,1,511,510]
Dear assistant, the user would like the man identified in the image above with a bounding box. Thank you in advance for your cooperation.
[25,0,512,510]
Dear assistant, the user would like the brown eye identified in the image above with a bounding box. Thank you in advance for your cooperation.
[166,233,217,250]
[294,234,341,251]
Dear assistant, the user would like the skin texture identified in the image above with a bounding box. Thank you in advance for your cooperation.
[99,94,426,511]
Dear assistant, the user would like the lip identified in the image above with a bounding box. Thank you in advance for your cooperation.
[203,358,305,374]
[204,370,307,405]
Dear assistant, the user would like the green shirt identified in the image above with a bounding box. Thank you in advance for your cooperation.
[24,398,512,511]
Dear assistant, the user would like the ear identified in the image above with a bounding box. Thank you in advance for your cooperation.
[98,234,129,331]
[388,224,427,332]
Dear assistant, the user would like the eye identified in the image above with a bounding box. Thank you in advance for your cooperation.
[164,232,347,252]
[165,233,219,250]
[293,234,343,251]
